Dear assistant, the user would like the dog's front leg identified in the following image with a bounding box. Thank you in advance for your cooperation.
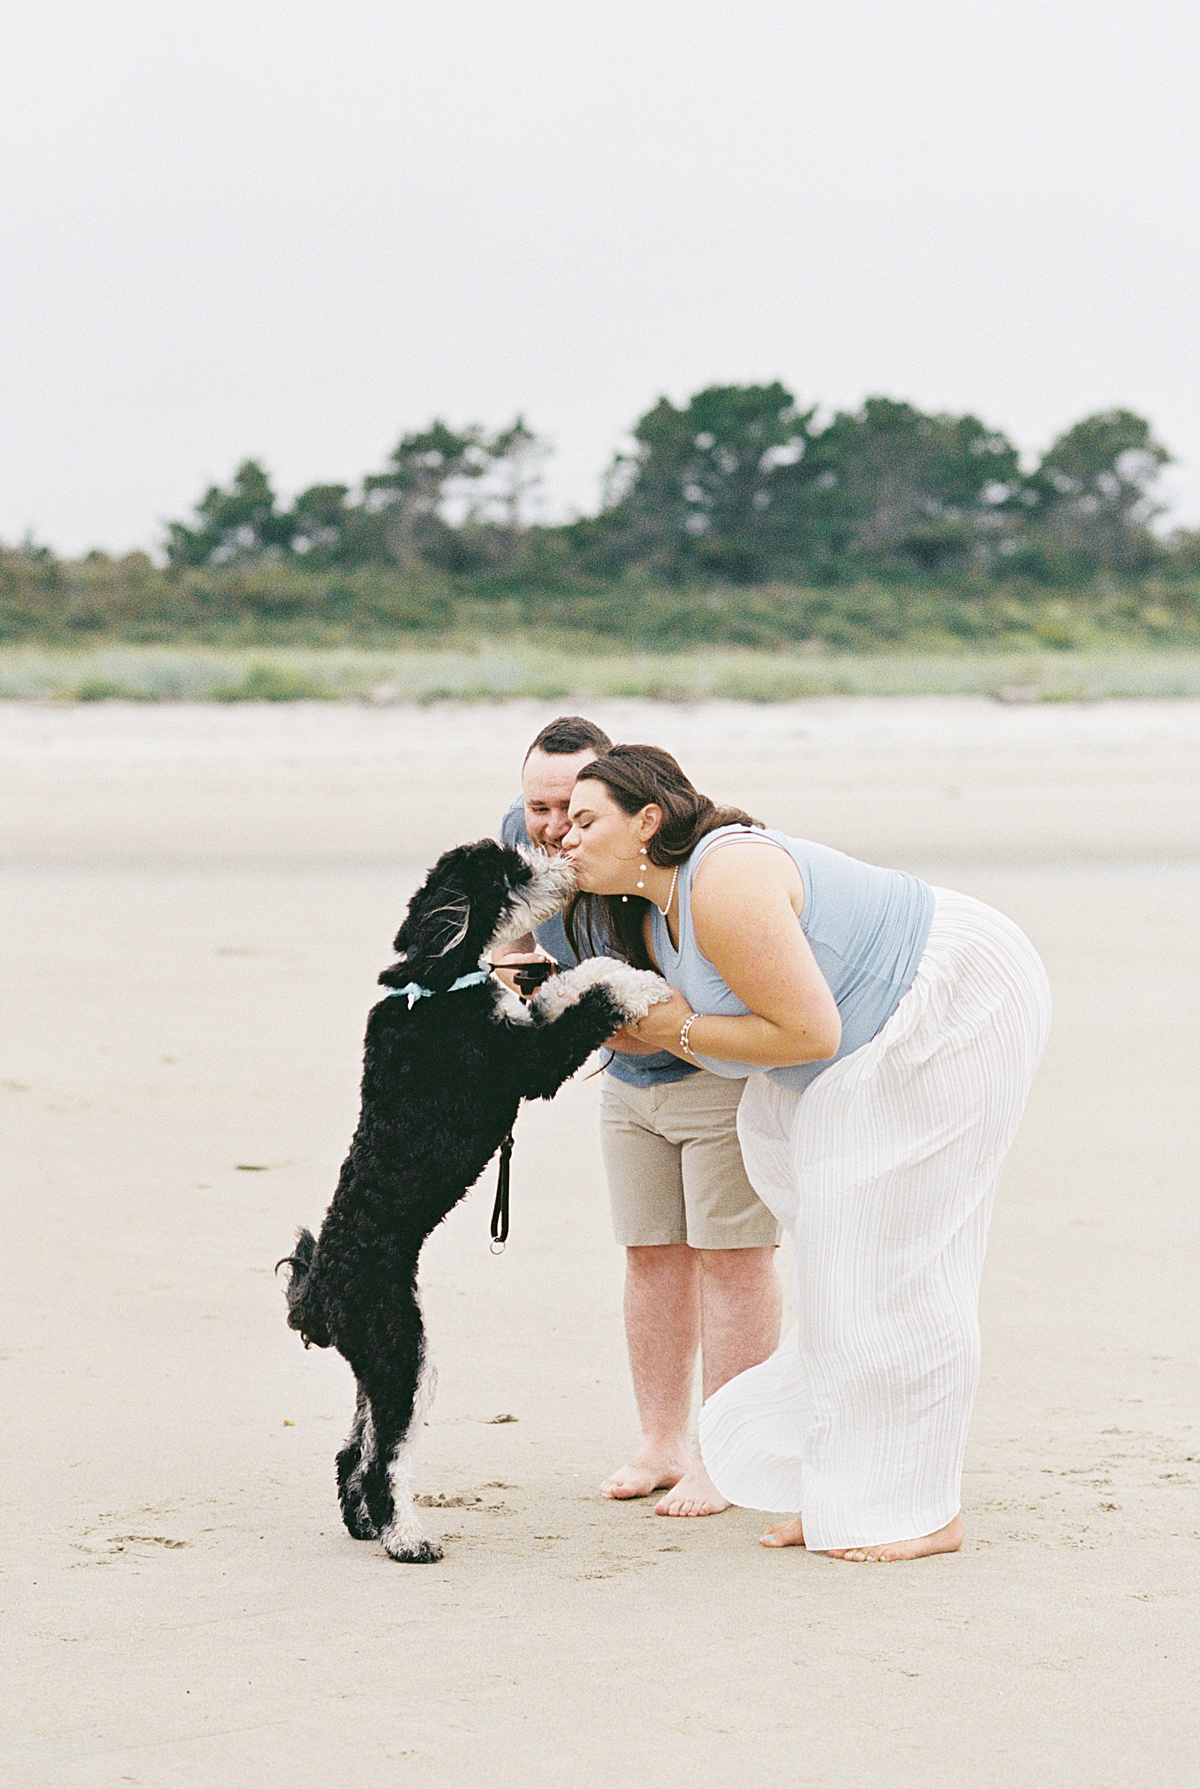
[520,960,673,1100]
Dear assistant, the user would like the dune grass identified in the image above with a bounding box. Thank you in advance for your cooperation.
[4,639,1200,705]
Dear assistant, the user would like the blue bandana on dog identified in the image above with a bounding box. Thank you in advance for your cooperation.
[387,970,493,1010]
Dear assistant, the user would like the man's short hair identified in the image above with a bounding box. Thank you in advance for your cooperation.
[523,715,613,764]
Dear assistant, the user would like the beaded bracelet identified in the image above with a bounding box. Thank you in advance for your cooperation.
[679,1013,699,1058]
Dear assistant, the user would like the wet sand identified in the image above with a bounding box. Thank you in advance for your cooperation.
[2,699,1198,1788]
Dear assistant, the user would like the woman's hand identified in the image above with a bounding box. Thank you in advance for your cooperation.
[605,1026,667,1056]
[621,988,695,1056]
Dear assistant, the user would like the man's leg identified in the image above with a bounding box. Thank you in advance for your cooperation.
[598,1073,781,1507]
[699,1246,783,1399]
[600,1243,699,1498]
[599,1076,697,1499]
[655,1246,781,1516]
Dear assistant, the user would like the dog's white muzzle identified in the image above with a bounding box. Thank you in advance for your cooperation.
[487,849,577,952]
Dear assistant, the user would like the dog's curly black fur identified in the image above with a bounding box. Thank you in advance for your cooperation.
[279,838,670,1563]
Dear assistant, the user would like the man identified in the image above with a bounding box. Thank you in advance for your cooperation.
[495,715,781,1517]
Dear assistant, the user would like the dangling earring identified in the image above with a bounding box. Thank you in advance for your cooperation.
[636,856,648,892]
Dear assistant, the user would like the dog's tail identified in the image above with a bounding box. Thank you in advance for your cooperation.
[276,1227,332,1350]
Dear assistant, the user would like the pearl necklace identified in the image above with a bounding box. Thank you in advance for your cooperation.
[656,866,679,917]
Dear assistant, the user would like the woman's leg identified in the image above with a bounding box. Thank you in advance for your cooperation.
[703,894,1051,1556]
[760,1513,965,1557]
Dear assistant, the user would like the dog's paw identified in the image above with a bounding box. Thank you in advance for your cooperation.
[380,1530,444,1565]
[532,957,673,1023]
[603,965,675,1024]
[491,982,533,1027]
[339,1500,379,1541]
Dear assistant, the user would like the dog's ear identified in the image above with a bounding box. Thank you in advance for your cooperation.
[388,839,522,989]
[392,883,475,987]
[412,895,471,969]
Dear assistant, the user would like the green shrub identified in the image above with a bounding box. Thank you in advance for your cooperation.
[213,662,330,701]
[4,542,1200,653]
[74,675,135,701]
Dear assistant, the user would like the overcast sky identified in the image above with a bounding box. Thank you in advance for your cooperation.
[2,0,1198,556]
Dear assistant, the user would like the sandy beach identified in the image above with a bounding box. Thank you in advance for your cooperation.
[3,696,1198,1788]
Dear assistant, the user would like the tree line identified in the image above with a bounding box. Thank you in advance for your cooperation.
[162,386,1191,586]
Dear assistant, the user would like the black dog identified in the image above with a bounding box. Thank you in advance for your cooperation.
[279,838,669,1563]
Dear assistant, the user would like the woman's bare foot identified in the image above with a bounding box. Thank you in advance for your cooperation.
[761,1514,805,1547]
[654,1459,730,1517]
[827,1513,964,1563]
[600,1447,689,1500]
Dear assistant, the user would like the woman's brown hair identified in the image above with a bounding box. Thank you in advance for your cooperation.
[565,744,761,969]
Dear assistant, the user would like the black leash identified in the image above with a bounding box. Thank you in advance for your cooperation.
[490,1130,514,1254]
[488,960,556,1254]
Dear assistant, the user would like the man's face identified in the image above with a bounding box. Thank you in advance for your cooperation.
[522,748,598,853]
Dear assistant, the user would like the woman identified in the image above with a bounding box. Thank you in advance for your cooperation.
[562,745,1050,1563]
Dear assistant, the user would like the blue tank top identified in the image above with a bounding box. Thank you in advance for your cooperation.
[648,826,934,1095]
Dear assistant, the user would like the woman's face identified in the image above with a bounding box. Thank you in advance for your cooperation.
[563,780,654,894]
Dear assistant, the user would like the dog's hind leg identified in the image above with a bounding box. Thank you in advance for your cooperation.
[336,1385,378,1540]
[370,1339,442,1565]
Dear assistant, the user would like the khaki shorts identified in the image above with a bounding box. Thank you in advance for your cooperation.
[599,1070,781,1250]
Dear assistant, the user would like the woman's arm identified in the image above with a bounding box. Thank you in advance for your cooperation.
[624,843,842,1067]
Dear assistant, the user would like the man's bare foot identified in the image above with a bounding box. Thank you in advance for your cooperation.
[654,1459,731,1517]
[761,1514,805,1547]
[600,1448,689,1500]
[827,1513,964,1563]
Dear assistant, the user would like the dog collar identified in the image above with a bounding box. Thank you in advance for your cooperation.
[386,969,493,1009]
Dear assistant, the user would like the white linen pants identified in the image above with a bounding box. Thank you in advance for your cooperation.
[697,888,1052,1552]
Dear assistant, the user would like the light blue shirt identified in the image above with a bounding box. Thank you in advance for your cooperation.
[648,825,934,1095]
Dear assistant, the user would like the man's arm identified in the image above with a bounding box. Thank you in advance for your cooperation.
[489,934,556,995]
[491,931,540,963]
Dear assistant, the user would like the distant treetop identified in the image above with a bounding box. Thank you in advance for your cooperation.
[162,388,1176,585]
